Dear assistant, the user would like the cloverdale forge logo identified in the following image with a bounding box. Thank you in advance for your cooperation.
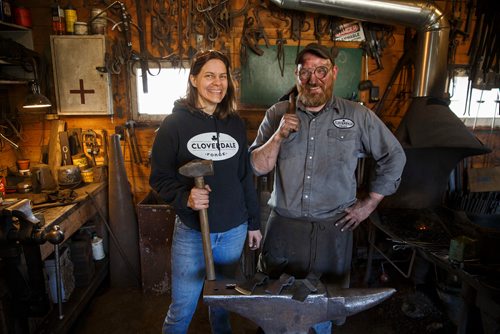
[187,132,239,161]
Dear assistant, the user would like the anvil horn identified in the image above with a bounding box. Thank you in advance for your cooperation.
[326,286,396,324]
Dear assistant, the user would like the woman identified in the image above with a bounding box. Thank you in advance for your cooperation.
[149,49,262,334]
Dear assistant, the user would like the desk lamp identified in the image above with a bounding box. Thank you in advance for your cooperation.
[22,58,52,109]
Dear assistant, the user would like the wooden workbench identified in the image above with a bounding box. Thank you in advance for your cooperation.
[31,182,109,334]
[37,182,108,260]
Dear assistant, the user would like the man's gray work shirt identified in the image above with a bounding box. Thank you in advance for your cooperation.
[249,97,406,220]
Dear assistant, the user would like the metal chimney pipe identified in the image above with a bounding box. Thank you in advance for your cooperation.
[271,0,450,98]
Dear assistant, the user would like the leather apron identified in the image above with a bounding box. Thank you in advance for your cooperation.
[257,210,352,288]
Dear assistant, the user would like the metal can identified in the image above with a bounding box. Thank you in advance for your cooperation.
[90,8,107,35]
[74,21,88,35]
[14,6,31,28]
[64,6,77,34]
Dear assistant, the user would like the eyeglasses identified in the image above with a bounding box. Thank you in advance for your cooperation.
[297,65,331,81]
[194,49,225,61]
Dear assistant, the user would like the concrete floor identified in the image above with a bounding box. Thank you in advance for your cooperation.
[70,260,456,334]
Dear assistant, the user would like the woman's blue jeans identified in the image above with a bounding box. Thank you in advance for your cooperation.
[162,217,247,334]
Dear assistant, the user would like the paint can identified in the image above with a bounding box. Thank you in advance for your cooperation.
[74,21,88,35]
[72,153,88,170]
[91,235,105,260]
[90,8,107,35]
[81,168,94,183]
[14,6,32,28]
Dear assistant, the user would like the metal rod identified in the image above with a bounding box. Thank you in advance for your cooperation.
[472,89,484,130]
[0,132,19,149]
[54,243,64,320]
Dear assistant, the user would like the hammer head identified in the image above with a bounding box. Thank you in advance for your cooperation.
[178,159,214,178]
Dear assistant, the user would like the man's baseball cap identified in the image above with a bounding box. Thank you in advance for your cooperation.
[295,43,339,65]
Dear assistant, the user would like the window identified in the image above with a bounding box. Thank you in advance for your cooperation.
[130,61,190,123]
[448,75,500,128]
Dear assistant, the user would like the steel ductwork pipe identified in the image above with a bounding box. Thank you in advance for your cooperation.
[271,0,450,98]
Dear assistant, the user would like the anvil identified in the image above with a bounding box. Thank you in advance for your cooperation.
[203,279,395,334]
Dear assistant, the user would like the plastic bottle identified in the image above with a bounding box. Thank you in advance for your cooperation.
[64,0,76,35]
[50,1,65,35]
[91,233,105,260]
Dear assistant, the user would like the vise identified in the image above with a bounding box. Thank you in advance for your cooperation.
[0,199,64,325]
[204,279,395,334]
[1,199,63,245]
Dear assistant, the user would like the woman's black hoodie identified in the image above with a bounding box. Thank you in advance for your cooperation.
[149,101,260,232]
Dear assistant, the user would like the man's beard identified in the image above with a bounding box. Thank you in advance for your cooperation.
[298,83,333,107]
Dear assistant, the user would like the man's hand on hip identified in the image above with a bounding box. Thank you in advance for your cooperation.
[335,192,384,231]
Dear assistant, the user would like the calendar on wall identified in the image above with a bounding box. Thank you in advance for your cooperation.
[50,35,113,115]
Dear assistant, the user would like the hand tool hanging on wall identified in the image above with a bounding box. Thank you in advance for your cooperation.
[291,11,310,58]
[374,28,416,116]
[467,0,499,90]
[134,0,149,93]
[240,14,258,65]
[125,120,142,164]
[239,10,270,63]
[151,0,174,57]
[314,15,330,43]
[185,0,193,42]
[276,29,287,77]
[197,0,231,44]
[362,24,384,74]
[177,0,184,64]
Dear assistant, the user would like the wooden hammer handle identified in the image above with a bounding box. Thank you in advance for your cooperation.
[288,92,296,114]
[194,176,216,281]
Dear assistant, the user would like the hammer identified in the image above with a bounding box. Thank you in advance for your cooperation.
[178,159,216,281]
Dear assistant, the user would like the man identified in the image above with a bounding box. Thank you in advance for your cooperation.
[249,43,406,333]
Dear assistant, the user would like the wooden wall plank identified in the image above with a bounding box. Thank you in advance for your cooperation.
[1,0,498,202]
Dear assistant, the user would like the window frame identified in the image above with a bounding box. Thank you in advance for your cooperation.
[130,60,191,123]
[448,67,500,128]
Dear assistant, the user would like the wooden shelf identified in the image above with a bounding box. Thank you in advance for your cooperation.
[0,79,29,84]
[0,20,30,31]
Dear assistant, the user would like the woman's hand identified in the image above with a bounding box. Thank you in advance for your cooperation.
[187,185,212,211]
[247,230,262,250]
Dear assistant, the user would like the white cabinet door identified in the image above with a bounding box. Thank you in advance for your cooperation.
[50,35,112,115]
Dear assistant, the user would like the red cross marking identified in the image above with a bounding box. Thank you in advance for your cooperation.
[69,79,95,104]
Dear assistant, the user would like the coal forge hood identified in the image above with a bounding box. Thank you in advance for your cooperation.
[383,97,491,209]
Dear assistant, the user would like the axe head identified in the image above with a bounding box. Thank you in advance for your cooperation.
[179,159,214,178]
